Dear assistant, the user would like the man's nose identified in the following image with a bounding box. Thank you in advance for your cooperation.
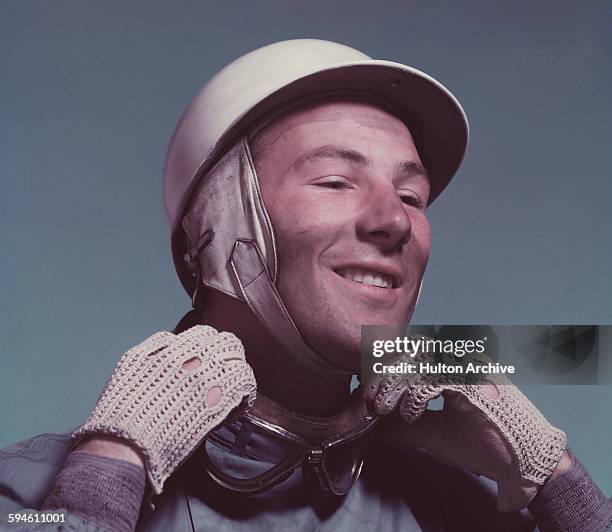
[356,186,412,250]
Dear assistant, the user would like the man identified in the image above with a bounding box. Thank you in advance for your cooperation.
[0,39,610,531]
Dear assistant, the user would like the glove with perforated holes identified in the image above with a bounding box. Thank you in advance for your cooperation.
[370,347,566,511]
[73,325,257,494]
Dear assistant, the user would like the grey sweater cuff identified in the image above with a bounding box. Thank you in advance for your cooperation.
[529,452,612,532]
[42,450,146,532]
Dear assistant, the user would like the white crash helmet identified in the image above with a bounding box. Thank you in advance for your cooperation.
[163,39,469,377]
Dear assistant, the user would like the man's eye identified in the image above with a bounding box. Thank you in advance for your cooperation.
[316,180,350,190]
[400,194,423,208]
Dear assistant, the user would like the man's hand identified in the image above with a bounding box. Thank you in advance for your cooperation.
[366,371,567,511]
[72,325,257,494]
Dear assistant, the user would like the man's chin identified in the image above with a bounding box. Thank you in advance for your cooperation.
[307,330,363,374]
[320,315,414,371]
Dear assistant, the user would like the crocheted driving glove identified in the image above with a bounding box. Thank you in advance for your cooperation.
[73,325,257,494]
[373,350,566,511]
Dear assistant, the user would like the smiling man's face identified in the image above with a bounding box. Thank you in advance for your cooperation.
[252,98,431,370]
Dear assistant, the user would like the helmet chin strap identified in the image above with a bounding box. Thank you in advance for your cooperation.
[229,238,353,378]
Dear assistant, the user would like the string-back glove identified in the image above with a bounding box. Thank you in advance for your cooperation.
[73,325,257,494]
[370,348,566,511]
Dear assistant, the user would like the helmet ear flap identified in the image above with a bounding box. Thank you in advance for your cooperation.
[182,229,215,309]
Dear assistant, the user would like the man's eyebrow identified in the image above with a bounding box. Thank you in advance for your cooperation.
[294,145,369,168]
[294,144,429,181]
[399,160,429,182]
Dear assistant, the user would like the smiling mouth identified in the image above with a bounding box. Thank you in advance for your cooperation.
[334,267,395,289]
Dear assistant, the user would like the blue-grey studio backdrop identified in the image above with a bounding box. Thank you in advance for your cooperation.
[1,1,610,492]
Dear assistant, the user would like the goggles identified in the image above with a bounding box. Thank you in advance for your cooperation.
[199,391,379,498]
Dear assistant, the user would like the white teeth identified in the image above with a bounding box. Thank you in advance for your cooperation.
[337,268,394,289]
[372,274,386,288]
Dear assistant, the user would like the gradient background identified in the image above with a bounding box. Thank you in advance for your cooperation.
[1,1,610,492]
